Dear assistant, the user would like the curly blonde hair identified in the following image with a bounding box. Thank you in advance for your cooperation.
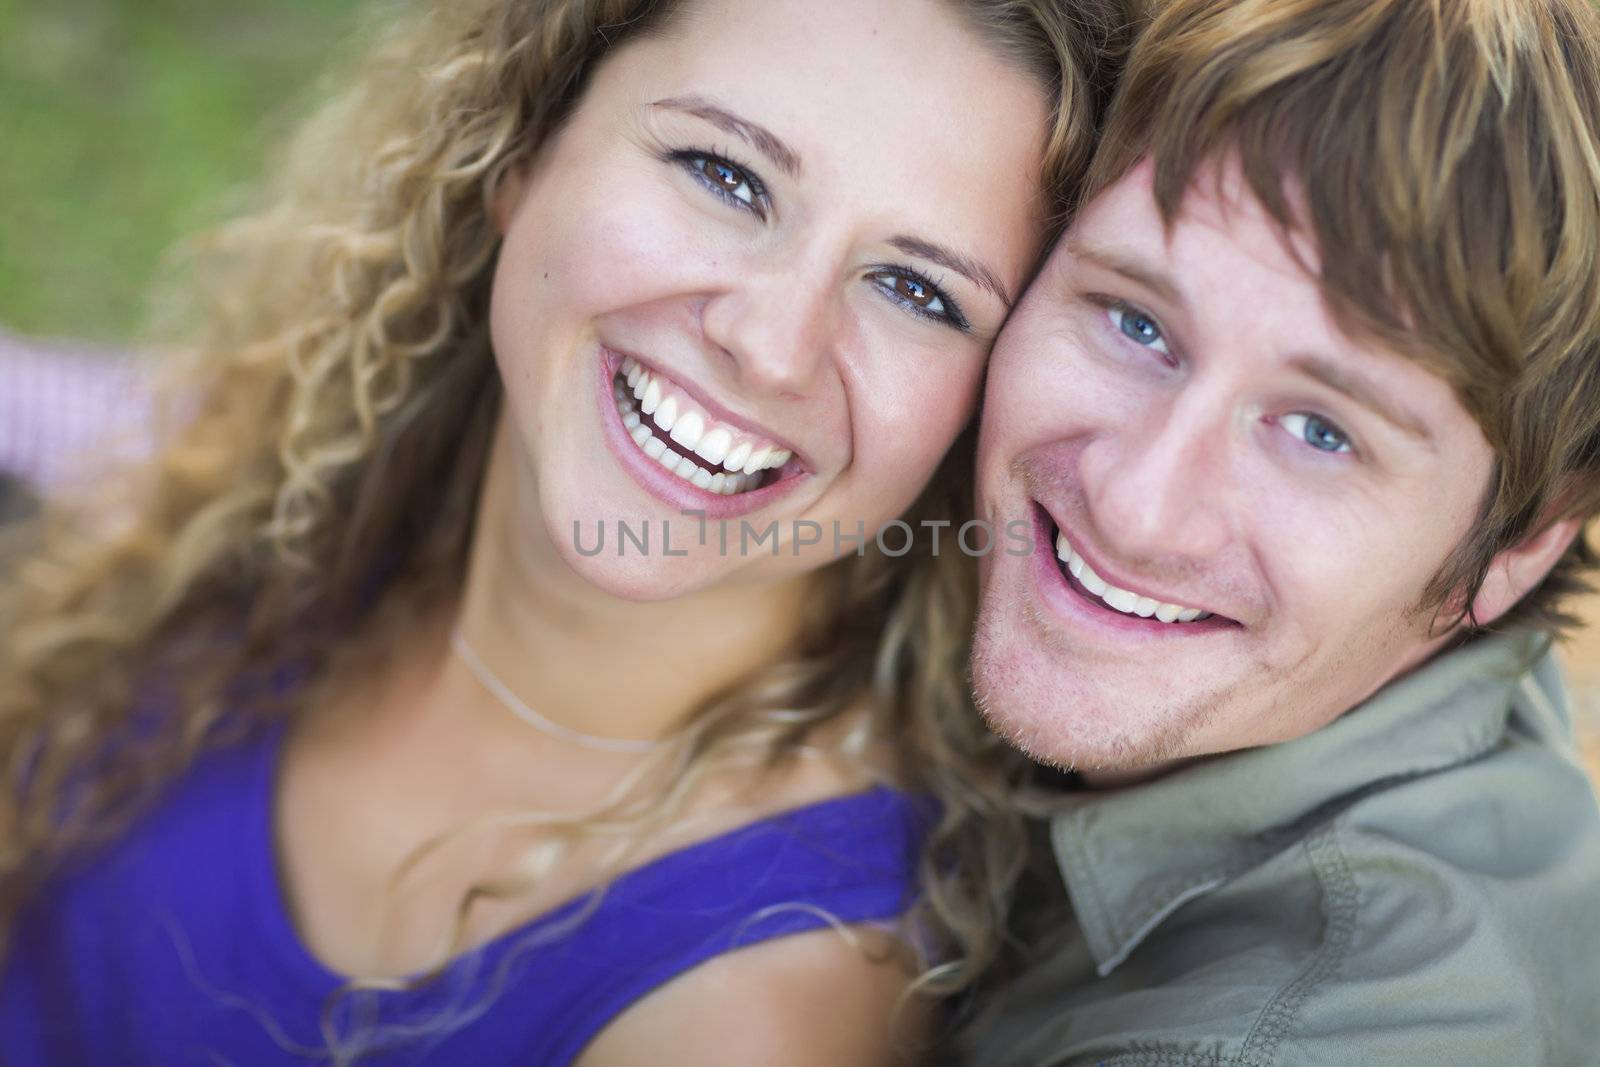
[0,0,1125,1049]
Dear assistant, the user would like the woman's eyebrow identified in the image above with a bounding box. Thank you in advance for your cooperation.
[651,96,1009,308]
[889,235,1012,308]
[650,95,802,178]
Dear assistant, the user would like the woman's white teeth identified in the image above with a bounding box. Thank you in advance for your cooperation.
[743,446,772,476]
[655,395,679,432]
[698,428,733,466]
[614,357,791,495]
[1055,532,1211,625]
[668,410,703,450]
[724,441,752,473]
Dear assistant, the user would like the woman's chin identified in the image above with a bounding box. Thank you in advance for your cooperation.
[541,509,741,603]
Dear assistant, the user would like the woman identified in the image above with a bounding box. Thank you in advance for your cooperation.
[0,0,1121,1062]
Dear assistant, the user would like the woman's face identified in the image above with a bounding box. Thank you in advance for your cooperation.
[489,0,1049,600]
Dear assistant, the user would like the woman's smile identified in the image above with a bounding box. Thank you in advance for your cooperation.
[609,351,800,495]
[594,345,813,519]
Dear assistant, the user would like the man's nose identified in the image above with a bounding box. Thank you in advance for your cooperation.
[1081,389,1233,563]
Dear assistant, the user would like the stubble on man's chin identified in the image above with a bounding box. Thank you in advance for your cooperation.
[970,593,1219,780]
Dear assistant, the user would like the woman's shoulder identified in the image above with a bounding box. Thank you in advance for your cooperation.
[47,722,279,901]
[606,778,935,923]
[1,726,284,1056]
[492,743,935,1066]
[573,916,927,1067]
[563,776,935,1067]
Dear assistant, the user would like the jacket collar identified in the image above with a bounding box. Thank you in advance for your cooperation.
[1050,630,1560,976]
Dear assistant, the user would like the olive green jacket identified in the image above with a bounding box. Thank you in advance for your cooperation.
[957,631,1600,1066]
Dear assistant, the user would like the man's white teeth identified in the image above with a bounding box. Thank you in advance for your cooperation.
[1055,532,1211,625]
[613,357,791,494]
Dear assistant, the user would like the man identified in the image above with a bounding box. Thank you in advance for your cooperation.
[961,0,1600,1063]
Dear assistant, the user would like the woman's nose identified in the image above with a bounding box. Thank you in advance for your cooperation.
[699,258,838,396]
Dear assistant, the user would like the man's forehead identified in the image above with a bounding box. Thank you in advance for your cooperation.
[1045,154,1471,444]
[1073,155,1324,289]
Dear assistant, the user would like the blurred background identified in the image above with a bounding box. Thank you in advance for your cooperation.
[1,0,1597,779]
[0,0,363,341]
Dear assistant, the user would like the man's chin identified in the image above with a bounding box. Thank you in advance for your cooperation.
[971,651,1211,782]
[975,703,1178,780]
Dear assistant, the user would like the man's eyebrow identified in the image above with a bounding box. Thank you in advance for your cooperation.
[1288,354,1436,445]
[651,95,802,178]
[1066,239,1433,442]
[889,235,1013,308]
[1063,239,1185,309]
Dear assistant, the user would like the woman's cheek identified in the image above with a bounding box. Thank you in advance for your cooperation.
[845,334,985,516]
[507,163,706,322]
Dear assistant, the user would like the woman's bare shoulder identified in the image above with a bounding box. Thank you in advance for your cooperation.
[573,921,927,1067]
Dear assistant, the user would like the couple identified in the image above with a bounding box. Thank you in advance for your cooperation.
[2,0,1598,1063]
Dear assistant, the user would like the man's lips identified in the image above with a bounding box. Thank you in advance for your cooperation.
[1031,502,1239,632]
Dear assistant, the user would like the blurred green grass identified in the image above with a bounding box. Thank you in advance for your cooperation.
[0,0,366,342]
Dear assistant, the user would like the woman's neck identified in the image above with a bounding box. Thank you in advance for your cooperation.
[444,414,812,747]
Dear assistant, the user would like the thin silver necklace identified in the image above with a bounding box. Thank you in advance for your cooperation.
[449,626,661,755]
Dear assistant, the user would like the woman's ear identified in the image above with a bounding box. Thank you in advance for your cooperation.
[491,161,532,237]
[1468,516,1585,627]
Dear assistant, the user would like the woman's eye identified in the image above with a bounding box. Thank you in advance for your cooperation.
[1108,302,1171,359]
[1280,412,1353,454]
[681,153,762,212]
[887,274,944,314]
[697,157,753,204]
[868,270,968,331]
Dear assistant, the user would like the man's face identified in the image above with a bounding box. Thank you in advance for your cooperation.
[971,159,1497,775]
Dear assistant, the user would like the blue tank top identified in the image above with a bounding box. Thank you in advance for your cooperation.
[0,723,934,1065]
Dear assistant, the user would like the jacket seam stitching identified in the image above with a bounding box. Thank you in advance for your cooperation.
[1235,820,1358,1066]
[1087,1051,1231,1066]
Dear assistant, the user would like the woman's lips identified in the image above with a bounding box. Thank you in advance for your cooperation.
[594,346,809,518]
[614,355,796,493]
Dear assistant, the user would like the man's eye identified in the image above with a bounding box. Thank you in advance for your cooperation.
[1108,302,1171,359]
[1281,412,1353,454]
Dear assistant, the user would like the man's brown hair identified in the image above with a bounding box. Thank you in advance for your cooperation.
[1087,0,1600,634]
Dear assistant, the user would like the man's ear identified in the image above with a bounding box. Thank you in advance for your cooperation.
[1468,516,1585,627]
[490,160,532,237]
